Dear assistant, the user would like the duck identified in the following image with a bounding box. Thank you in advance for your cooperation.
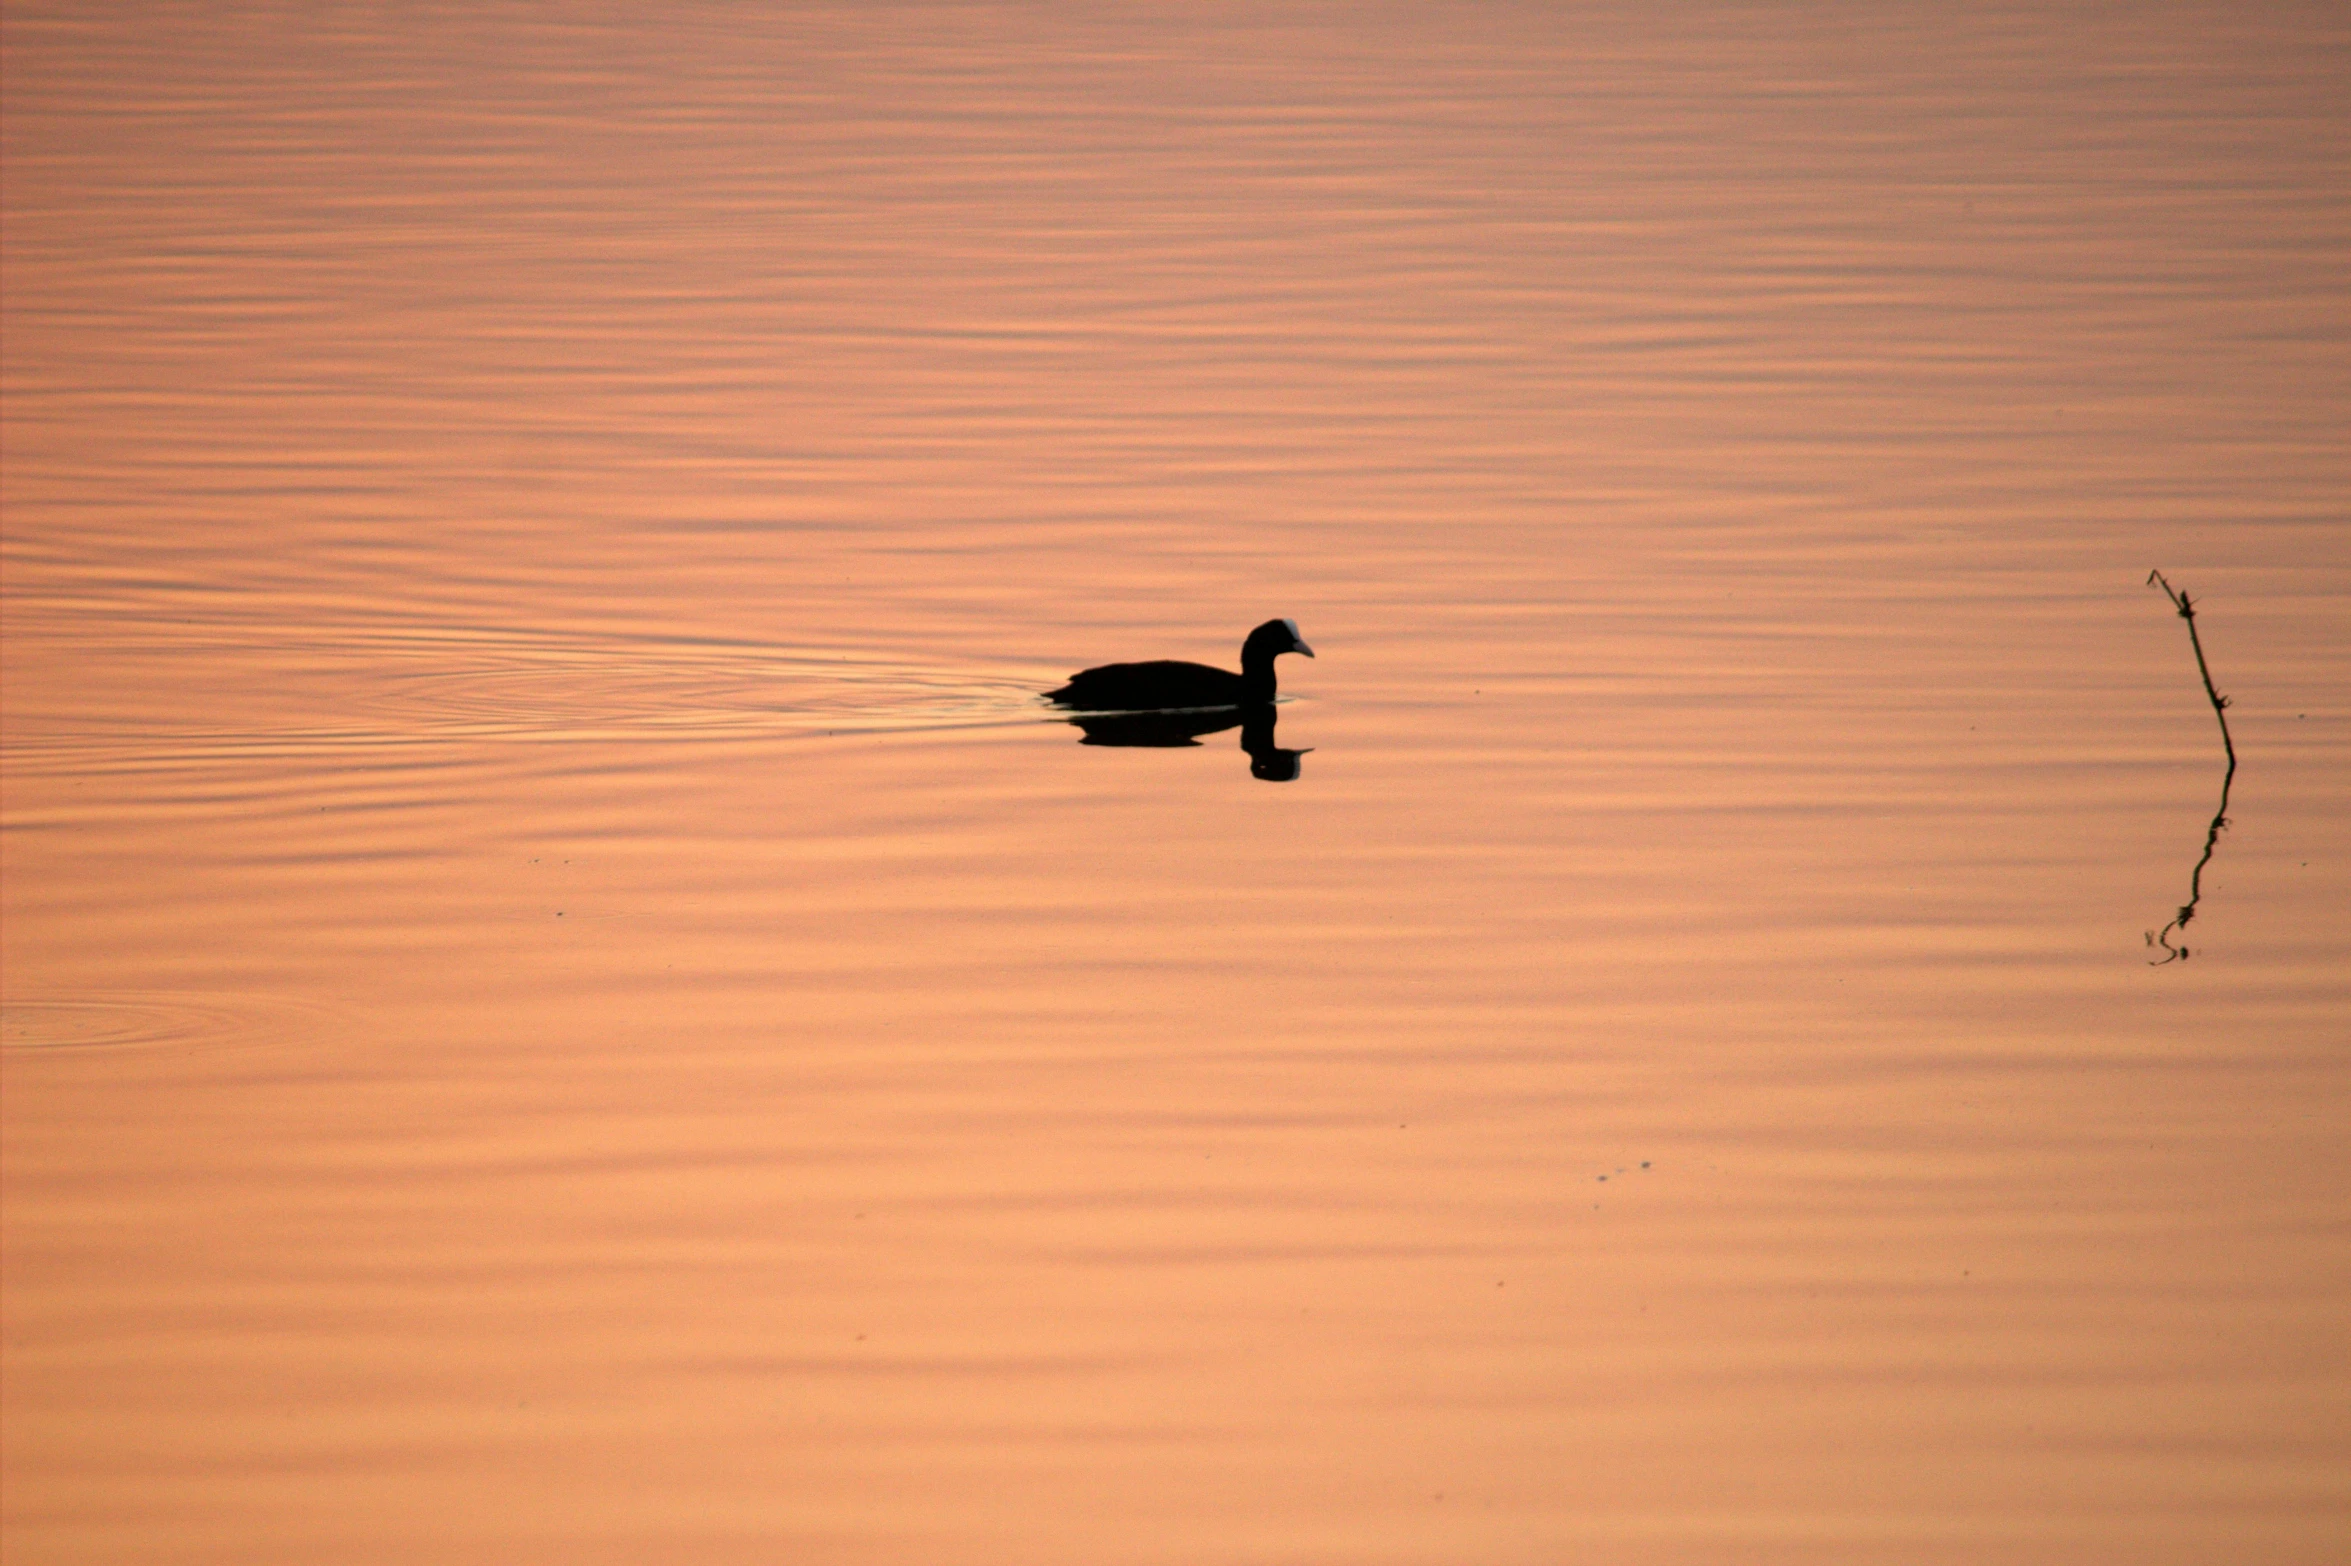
[1044,619,1314,711]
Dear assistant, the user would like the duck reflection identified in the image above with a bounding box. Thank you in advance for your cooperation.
[1064,703,1311,782]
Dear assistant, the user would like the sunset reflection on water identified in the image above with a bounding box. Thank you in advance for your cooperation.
[4,4,2346,1562]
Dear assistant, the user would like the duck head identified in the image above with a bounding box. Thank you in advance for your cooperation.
[1241,617,1314,666]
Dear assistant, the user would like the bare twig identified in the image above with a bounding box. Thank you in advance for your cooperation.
[2146,571,2236,770]
[2145,571,2236,963]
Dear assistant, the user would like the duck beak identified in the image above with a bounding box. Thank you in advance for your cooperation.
[1294,638,1315,657]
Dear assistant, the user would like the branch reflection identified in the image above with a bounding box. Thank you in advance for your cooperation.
[2147,763,2233,964]
[1063,703,1311,782]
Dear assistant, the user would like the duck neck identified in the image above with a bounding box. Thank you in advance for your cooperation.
[1237,651,1278,703]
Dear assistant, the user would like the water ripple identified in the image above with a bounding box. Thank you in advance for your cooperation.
[0,990,335,1054]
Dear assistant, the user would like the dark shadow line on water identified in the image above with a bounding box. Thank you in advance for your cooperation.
[2145,570,2237,965]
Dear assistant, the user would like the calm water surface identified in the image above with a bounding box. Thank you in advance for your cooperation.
[4,4,2347,1562]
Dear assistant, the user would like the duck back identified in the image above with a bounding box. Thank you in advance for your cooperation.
[1044,660,1244,712]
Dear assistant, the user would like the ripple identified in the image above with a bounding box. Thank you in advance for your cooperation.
[0,991,329,1054]
[371,650,1049,738]
[2,645,1062,777]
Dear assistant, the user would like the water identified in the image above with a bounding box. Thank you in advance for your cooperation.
[4,5,2346,1562]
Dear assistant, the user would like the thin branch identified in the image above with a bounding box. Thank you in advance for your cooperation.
[2147,570,2236,770]
[2145,571,2236,964]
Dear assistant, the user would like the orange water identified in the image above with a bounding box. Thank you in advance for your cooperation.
[5,5,2347,1562]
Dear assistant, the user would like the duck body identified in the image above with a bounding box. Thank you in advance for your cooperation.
[1045,618,1314,712]
[1048,659,1252,712]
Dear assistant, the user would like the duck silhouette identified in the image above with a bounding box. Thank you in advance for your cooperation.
[1044,619,1314,711]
